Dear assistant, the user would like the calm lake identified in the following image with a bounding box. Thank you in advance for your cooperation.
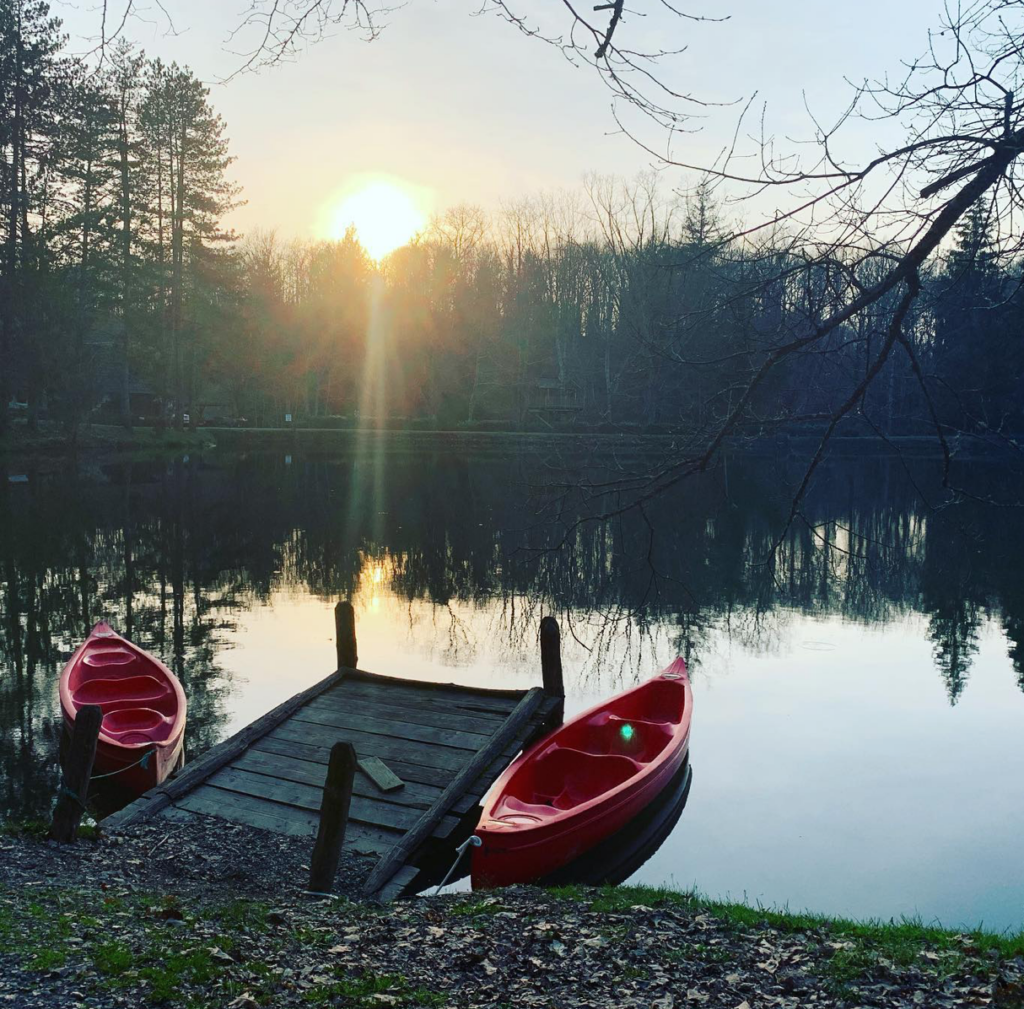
[1,437,1022,931]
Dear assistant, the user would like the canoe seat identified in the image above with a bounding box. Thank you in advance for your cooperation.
[608,679,687,724]
[83,648,137,668]
[496,747,640,814]
[554,715,674,763]
[102,706,173,740]
[72,675,172,710]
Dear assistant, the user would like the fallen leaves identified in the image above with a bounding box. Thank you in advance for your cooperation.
[3,822,1022,1009]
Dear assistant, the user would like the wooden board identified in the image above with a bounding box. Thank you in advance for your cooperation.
[204,766,460,838]
[376,865,421,903]
[358,757,404,793]
[267,722,483,774]
[252,733,525,805]
[233,749,431,808]
[344,669,527,704]
[330,678,521,715]
[175,785,402,856]
[308,692,508,735]
[290,705,493,751]
[249,738,488,816]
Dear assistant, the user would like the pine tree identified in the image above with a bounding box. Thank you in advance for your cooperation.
[0,0,68,433]
[139,62,239,425]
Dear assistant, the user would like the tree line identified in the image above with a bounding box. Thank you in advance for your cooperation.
[231,180,1023,442]
[2,1,1022,444]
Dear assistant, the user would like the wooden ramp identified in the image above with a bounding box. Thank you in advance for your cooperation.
[104,666,563,901]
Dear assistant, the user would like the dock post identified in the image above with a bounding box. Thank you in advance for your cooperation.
[540,616,564,698]
[50,704,103,843]
[335,601,357,670]
[309,741,357,893]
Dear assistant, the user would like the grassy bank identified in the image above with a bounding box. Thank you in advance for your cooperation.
[2,826,1021,1009]
[0,420,214,458]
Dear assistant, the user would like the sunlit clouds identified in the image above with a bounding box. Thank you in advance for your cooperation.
[323,177,430,260]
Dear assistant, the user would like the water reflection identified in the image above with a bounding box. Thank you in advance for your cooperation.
[0,445,1022,926]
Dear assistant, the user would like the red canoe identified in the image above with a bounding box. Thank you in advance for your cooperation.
[471,658,692,888]
[59,622,187,795]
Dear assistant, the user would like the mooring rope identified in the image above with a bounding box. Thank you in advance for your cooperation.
[89,749,154,780]
[432,834,482,896]
[58,749,155,808]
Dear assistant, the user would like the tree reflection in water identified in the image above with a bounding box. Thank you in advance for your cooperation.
[1,444,1022,820]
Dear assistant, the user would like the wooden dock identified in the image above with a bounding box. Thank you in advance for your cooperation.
[103,606,564,901]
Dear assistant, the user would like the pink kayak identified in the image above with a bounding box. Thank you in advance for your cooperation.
[472,658,692,888]
[59,622,186,794]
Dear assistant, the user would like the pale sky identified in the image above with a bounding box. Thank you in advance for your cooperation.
[55,0,945,242]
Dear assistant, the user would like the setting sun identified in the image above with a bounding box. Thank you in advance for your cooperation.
[327,179,428,260]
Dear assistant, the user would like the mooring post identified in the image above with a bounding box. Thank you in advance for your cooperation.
[50,704,103,843]
[335,600,357,670]
[309,741,357,893]
[540,616,564,699]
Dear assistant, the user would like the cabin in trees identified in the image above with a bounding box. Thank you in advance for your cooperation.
[526,377,582,425]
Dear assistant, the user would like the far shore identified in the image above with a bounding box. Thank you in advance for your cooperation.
[2,417,1002,462]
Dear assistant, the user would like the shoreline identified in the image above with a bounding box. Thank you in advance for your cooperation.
[2,822,1021,1008]
[1,419,1001,462]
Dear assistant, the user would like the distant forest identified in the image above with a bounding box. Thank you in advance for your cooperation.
[2,2,1022,439]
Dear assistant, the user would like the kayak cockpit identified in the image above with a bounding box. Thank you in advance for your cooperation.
[67,644,181,744]
[488,676,689,821]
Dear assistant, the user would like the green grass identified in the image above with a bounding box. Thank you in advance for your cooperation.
[549,882,1024,991]
[137,947,219,1002]
[213,898,269,932]
[304,971,445,1007]
[29,948,67,971]
[0,818,100,840]
[549,884,1024,951]
[94,940,134,974]
[449,898,507,917]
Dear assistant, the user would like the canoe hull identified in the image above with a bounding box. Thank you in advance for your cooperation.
[472,659,692,889]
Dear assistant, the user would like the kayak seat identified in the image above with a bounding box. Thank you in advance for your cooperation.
[83,648,137,669]
[72,675,172,710]
[607,679,687,724]
[102,706,174,741]
[497,747,640,813]
[554,715,674,763]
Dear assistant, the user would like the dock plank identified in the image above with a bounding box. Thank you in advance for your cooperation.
[307,692,507,735]
[252,731,527,792]
[267,722,481,773]
[290,705,493,751]
[232,749,438,809]
[331,679,520,715]
[177,785,401,855]
[206,766,460,837]
[249,739,486,815]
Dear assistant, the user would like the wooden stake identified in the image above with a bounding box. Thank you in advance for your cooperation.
[335,601,357,670]
[50,704,103,843]
[540,616,564,698]
[309,741,356,893]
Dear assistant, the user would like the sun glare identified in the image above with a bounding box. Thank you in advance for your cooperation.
[327,179,427,260]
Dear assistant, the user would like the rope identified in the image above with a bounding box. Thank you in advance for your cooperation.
[89,749,154,780]
[58,784,89,809]
[432,835,482,896]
